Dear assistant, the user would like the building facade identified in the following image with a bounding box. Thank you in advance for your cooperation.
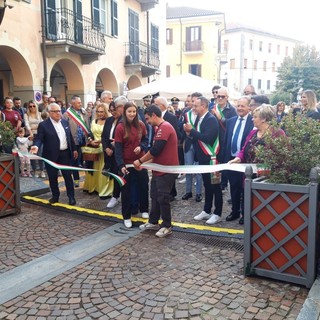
[221,23,301,95]
[0,0,165,105]
[166,6,225,83]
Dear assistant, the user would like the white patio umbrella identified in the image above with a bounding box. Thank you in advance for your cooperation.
[127,73,217,101]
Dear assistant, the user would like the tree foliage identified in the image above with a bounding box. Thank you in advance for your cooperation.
[256,113,320,185]
[276,45,320,100]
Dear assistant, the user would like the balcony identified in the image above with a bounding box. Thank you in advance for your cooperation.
[45,8,106,64]
[136,0,159,11]
[184,40,203,53]
[124,41,160,77]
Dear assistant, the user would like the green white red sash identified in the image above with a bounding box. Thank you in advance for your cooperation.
[66,108,90,136]
[197,117,220,165]
[185,110,196,129]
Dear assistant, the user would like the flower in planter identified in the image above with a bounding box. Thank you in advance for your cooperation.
[0,120,16,154]
[256,112,320,185]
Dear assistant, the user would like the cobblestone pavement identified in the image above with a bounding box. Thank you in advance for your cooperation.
[0,174,311,319]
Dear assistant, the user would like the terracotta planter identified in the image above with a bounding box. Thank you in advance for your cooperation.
[244,166,319,288]
[0,153,21,217]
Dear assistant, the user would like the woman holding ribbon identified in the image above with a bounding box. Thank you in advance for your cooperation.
[83,103,113,198]
[114,101,149,228]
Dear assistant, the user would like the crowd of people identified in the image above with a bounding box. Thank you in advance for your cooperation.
[1,84,319,237]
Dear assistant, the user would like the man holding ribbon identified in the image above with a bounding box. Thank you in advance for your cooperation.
[184,96,222,225]
[30,103,78,205]
[63,95,91,187]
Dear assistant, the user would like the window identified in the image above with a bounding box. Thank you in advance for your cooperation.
[285,46,289,56]
[111,0,118,37]
[277,45,280,54]
[263,61,267,71]
[268,43,272,53]
[244,59,247,69]
[189,64,201,76]
[272,62,276,72]
[249,39,253,50]
[267,80,271,90]
[258,79,262,89]
[92,0,106,33]
[128,9,139,63]
[166,28,173,45]
[186,26,202,51]
[151,24,159,53]
[223,39,229,53]
[166,65,170,77]
[254,60,257,70]
[248,78,252,85]
[230,59,235,69]
[259,41,263,51]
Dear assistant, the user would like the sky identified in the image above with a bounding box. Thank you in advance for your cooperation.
[167,0,319,49]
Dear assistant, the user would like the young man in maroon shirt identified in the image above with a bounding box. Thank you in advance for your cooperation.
[133,105,179,238]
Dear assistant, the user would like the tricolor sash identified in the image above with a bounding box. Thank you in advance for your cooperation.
[66,108,90,136]
[185,110,196,129]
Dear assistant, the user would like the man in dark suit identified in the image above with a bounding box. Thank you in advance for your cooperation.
[184,96,222,225]
[221,96,253,224]
[31,103,78,205]
[154,96,181,201]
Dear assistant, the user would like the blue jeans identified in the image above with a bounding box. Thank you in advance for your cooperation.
[184,144,202,195]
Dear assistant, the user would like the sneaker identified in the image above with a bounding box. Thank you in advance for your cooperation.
[155,227,172,238]
[34,172,40,178]
[106,197,119,208]
[194,211,211,221]
[40,171,46,178]
[141,212,149,219]
[27,173,33,178]
[178,178,186,184]
[124,219,132,228]
[21,173,27,177]
[139,222,160,231]
[206,214,221,225]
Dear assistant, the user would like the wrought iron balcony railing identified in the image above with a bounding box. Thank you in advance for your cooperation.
[124,41,160,69]
[184,40,203,52]
[45,8,105,53]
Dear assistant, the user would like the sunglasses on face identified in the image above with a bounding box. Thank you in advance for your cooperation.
[29,105,36,108]
[217,95,226,99]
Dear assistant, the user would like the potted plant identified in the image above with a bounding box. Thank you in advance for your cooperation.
[0,120,20,217]
[243,112,320,288]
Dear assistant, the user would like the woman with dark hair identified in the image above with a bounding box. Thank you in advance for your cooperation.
[114,101,149,228]
[275,101,287,123]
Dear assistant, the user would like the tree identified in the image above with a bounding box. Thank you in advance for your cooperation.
[276,45,320,101]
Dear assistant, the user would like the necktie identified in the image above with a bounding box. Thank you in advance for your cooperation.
[231,117,244,154]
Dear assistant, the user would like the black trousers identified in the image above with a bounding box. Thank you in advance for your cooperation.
[149,173,176,228]
[120,167,149,219]
[46,149,74,199]
[227,170,244,217]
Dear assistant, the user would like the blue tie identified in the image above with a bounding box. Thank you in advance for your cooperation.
[231,118,244,154]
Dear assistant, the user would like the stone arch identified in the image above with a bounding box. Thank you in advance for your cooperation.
[49,59,84,101]
[0,45,33,101]
[127,75,142,90]
[96,68,118,97]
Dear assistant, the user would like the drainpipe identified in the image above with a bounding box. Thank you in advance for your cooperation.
[40,0,48,94]
[179,17,182,74]
[146,10,150,83]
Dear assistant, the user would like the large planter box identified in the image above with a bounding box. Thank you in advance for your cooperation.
[0,153,21,217]
[244,166,319,288]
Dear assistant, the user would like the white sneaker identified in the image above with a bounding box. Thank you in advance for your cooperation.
[178,178,186,184]
[107,197,119,208]
[139,222,160,231]
[40,171,46,178]
[34,172,39,178]
[206,214,221,225]
[155,227,172,238]
[141,212,149,219]
[194,211,211,221]
[124,219,132,228]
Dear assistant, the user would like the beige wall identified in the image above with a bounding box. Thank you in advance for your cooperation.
[0,0,166,105]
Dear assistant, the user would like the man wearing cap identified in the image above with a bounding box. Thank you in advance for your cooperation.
[171,97,181,120]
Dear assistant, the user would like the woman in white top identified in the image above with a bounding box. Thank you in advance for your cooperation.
[24,100,45,178]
